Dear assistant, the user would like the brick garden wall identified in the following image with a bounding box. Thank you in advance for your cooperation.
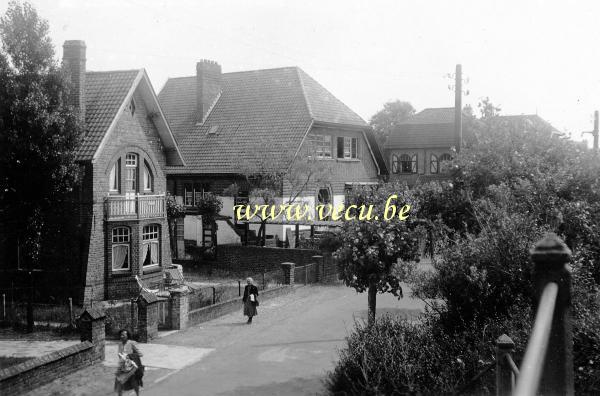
[216,245,320,273]
[0,342,99,396]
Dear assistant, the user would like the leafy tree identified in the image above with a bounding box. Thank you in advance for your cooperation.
[0,1,81,330]
[477,96,501,119]
[334,182,424,324]
[237,136,330,246]
[369,100,415,146]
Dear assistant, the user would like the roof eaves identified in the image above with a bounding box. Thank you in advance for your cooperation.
[361,128,382,176]
[91,69,144,163]
[140,70,187,167]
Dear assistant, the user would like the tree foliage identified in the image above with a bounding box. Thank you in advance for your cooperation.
[330,99,600,393]
[369,100,415,146]
[334,182,424,324]
[0,1,81,270]
[237,136,331,245]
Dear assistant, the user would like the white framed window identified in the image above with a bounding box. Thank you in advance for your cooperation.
[142,224,160,267]
[184,182,210,206]
[112,227,130,271]
[336,137,359,159]
[143,162,153,191]
[109,160,120,191]
[308,134,332,159]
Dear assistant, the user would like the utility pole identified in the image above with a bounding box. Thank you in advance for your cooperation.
[454,64,462,153]
[583,110,599,153]
[448,64,468,153]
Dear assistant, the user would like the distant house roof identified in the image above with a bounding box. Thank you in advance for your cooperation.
[158,67,386,175]
[385,109,560,150]
[386,107,458,149]
[78,69,184,165]
[491,114,560,133]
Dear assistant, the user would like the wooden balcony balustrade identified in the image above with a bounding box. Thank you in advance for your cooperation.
[105,194,166,220]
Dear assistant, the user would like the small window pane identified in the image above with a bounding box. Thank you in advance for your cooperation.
[337,137,344,158]
[351,138,358,158]
[112,227,130,243]
[142,224,159,240]
[125,153,137,167]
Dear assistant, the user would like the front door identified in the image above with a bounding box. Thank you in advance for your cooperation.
[125,153,138,214]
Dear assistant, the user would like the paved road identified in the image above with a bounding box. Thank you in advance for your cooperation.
[146,284,425,396]
[24,283,426,396]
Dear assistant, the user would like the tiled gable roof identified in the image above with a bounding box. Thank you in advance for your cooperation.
[399,107,455,125]
[78,70,140,160]
[386,107,457,149]
[159,67,371,174]
[296,69,367,127]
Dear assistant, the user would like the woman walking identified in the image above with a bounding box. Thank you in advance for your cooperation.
[242,277,259,324]
[114,329,144,396]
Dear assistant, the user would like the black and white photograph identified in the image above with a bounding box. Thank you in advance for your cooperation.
[0,1,599,395]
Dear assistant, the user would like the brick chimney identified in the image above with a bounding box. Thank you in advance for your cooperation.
[62,40,86,121]
[196,60,221,124]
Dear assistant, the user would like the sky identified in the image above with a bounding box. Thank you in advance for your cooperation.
[8,0,600,146]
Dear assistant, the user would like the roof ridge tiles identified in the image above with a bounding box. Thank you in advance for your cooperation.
[295,66,314,119]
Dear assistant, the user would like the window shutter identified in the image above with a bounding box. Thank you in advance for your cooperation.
[351,138,357,158]
[337,137,344,158]
[411,154,418,173]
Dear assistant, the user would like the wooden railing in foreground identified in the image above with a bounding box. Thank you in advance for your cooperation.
[496,233,574,396]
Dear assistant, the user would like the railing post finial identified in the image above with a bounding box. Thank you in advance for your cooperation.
[529,233,574,396]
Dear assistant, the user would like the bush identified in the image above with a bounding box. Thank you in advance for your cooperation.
[327,312,531,396]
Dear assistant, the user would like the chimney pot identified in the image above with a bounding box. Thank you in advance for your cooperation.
[63,40,86,122]
[196,60,222,124]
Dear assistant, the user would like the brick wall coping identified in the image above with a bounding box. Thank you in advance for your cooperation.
[0,341,93,380]
[187,285,296,325]
[218,244,319,253]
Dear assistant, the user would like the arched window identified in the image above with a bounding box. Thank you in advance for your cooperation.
[142,224,160,267]
[399,154,417,174]
[143,162,153,191]
[392,155,399,174]
[112,227,130,271]
[430,154,439,174]
[109,159,120,192]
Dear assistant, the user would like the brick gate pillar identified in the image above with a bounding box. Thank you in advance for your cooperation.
[281,262,295,285]
[169,289,189,330]
[136,291,159,343]
[78,308,106,361]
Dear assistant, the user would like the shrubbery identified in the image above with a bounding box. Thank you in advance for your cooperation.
[328,111,600,394]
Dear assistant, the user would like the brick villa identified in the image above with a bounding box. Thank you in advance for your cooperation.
[64,40,185,303]
[158,61,388,246]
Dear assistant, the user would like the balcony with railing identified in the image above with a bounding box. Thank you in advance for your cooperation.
[105,194,166,220]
